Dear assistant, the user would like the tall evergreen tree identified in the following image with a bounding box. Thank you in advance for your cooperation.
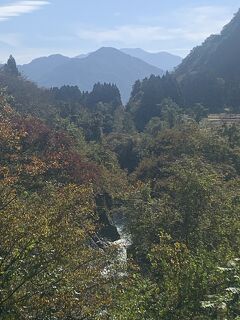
[4,55,20,76]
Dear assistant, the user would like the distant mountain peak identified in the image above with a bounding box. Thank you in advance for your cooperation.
[90,47,129,58]
[27,54,69,64]
[96,46,120,52]
[120,48,182,71]
[18,47,163,104]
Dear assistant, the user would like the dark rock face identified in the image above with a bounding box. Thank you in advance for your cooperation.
[98,223,120,242]
[96,194,120,242]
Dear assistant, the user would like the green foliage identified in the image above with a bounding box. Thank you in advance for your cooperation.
[121,121,240,319]
[187,103,208,123]
[3,55,20,77]
[86,82,122,109]
[104,133,141,172]
[1,46,240,319]
[0,182,116,319]
[127,9,240,125]
[202,259,240,320]
[128,74,182,131]
[0,90,124,318]
[51,85,83,104]
[109,274,161,320]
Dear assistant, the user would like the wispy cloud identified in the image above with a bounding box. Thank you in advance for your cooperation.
[77,25,216,44]
[172,5,233,40]
[0,33,22,46]
[77,25,174,43]
[76,5,235,53]
[0,0,50,21]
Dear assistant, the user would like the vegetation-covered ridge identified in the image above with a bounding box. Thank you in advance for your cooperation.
[128,8,240,128]
[0,21,240,319]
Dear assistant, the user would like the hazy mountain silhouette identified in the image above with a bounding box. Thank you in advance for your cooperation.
[18,54,70,83]
[121,48,182,71]
[19,47,164,103]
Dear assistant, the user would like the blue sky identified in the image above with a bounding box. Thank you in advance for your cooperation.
[0,0,239,64]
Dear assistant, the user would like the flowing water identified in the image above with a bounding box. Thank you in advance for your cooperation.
[113,223,132,264]
[102,214,132,277]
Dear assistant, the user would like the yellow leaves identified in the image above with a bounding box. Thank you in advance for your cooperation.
[46,151,65,169]
[149,232,190,274]
[0,165,18,187]
[3,105,14,115]
[0,117,23,153]
[0,181,112,318]
[0,91,120,317]
[98,164,145,201]
[57,183,94,209]
[24,156,47,176]
[0,165,10,177]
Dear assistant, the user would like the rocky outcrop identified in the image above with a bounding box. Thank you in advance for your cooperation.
[96,194,120,242]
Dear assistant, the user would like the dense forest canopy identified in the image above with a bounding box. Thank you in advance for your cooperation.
[0,8,240,319]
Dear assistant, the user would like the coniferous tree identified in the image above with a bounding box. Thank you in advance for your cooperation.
[4,55,20,76]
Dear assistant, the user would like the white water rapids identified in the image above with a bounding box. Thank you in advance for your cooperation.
[114,223,132,264]
[102,216,132,277]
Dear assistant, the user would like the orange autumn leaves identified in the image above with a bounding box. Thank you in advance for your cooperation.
[0,96,99,189]
[0,91,116,318]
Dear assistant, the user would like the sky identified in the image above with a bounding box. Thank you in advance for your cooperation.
[0,0,239,64]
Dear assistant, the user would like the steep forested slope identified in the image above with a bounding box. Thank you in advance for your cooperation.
[175,9,240,111]
[128,9,240,130]
[176,9,240,79]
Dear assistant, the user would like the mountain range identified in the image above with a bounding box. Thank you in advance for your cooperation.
[75,48,182,71]
[18,48,181,103]
[16,6,240,112]
[120,48,182,71]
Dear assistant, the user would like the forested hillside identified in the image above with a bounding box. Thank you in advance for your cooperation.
[128,9,240,128]
[0,45,239,319]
